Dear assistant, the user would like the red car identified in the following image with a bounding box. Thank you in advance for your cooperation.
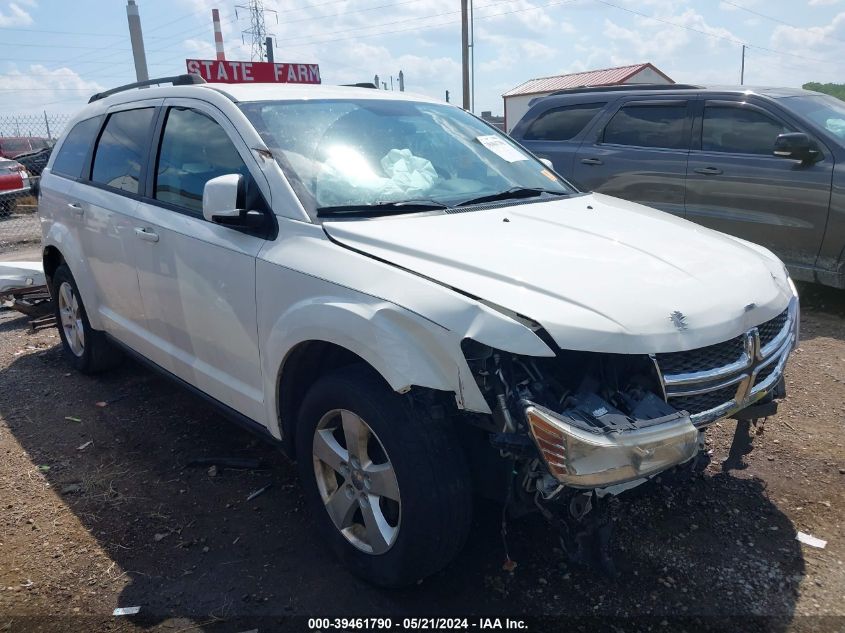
[0,136,51,159]
[0,157,31,217]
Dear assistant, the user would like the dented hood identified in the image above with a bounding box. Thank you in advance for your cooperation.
[323,193,794,354]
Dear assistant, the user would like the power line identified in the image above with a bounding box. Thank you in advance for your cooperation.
[277,0,578,47]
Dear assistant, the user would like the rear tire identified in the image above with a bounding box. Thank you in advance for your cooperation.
[52,264,122,373]
[296,365,472,587]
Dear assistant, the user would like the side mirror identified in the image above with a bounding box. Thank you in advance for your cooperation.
[538,158,554,169]
[202,174,244,224]
[202,174,266,229]
[773,133,820,163]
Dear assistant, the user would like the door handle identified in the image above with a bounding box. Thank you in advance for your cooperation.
[580,157,603,166]
[694,166,723,175]
[134,227,159,243]
[67,202,84,217]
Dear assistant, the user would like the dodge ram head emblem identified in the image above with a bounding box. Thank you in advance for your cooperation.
[669,311,688,331]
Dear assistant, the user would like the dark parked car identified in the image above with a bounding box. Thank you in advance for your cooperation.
[511,85,845,288]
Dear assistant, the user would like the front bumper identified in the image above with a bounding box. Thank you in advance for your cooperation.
[525,404,699,489]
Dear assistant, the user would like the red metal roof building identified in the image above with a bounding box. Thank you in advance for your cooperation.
[502,62,674,132]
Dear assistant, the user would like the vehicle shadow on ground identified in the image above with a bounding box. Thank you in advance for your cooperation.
[0,314,806,631]
[795,282,845,344]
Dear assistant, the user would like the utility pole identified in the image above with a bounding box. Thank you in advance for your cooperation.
[398,70,404,92]
[470,0,474,112]
[740,44,746,85]
[265,36,274,63]
[126,0,149,82]
[236,0,277,61]
[461,0,470,110]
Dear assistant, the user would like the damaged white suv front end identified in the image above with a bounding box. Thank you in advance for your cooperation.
[42,82,799,587]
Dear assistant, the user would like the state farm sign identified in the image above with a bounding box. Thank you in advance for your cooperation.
[185,59,321,84]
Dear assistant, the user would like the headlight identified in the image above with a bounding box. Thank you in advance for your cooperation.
[525,404,699,488]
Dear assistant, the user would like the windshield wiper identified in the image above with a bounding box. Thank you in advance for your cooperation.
[316,199,448,217]
[455,187,569,207]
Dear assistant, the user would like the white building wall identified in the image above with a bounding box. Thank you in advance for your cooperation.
[503,67,672,133]
[504,95,534,133]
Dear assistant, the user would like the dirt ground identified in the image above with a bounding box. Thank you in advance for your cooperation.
[0,283,843,633]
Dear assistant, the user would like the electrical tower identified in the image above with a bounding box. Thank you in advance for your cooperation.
[235,0,277,61]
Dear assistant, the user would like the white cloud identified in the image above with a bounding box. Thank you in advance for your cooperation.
[0,65,104,114]
[809,0,840,5]
[0,1,34,26]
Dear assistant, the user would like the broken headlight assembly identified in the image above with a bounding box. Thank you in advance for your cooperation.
[461,338,699,491]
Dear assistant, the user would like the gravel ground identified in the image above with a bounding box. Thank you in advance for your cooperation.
[0,283,843,633]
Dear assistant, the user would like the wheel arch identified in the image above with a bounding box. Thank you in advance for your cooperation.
[276,340,376,456]
[42,244,64,292]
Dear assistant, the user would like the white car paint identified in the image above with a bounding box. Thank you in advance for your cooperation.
[38,82,795,443]
[323,192,793,354]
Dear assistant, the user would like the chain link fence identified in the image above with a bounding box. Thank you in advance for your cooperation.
[0,113,71,254]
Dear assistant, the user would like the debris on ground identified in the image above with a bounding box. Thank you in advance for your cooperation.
[796,531,827,549]
[187,457,266,471]
[246,484,271,501]
[76,440,93,451]
[112,606,141,616]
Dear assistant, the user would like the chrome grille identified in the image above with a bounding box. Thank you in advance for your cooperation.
[670,384,739,416]
[654,300,797,426]
[758,309,789,348]
[656,335,744,375]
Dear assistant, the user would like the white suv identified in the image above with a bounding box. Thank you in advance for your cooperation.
[39,75,799,587]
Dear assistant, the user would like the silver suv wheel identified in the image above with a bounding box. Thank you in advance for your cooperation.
[312,409,401,555]
[57,281,85,357]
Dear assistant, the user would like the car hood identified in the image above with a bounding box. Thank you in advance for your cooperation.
[323,193,794,354]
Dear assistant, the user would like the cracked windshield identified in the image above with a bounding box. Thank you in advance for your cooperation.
[239,99,574,215]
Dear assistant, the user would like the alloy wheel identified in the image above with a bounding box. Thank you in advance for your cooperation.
[57,281,85,357]
[312,409,401,555]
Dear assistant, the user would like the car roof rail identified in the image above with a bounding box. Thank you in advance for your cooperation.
[88,74,206,103]
[542,83,703,98]
[342,82,377,89]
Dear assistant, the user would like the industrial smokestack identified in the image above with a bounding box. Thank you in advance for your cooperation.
[212,9,226,61]
[126,0,149,82]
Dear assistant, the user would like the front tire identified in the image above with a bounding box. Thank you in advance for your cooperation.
[52,264,121,373]
[296,366,472,587]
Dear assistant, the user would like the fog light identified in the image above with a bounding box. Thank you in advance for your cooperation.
[525,404,699,488]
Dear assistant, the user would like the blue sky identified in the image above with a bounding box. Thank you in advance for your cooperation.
[0,0,843,116]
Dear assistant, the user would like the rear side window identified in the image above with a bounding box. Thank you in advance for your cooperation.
[91,108,155,194]
[702,105,790,155]
[154,107,250,213]
[523,103,605,141]
[52,117,101,179]
[602,103,688,150]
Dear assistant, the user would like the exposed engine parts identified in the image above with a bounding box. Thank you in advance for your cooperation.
[462,339,706,573]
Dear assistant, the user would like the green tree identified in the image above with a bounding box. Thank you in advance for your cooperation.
[803,82,845,101]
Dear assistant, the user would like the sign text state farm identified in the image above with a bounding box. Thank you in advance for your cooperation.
[186,59,321,84]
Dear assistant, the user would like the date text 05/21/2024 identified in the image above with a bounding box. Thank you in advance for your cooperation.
[307,618,528,630]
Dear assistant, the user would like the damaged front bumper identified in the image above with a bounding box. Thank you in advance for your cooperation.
[524,400,699,489]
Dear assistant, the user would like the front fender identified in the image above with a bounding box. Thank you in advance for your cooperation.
[257,266,494,440]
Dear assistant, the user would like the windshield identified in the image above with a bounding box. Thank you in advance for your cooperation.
[782,94,845,140]
[239,98,575,217]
